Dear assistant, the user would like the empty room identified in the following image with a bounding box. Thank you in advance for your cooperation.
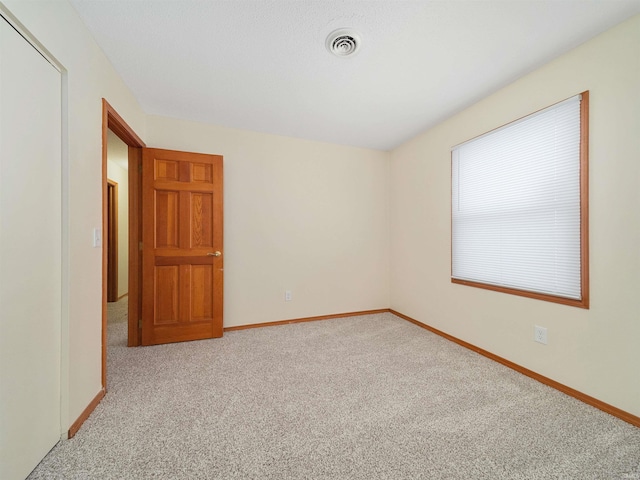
[1,0,639,479]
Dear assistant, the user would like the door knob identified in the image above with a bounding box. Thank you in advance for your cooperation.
[207,251,222,257]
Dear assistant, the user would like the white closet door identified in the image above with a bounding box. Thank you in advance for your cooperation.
[0,16,62,480]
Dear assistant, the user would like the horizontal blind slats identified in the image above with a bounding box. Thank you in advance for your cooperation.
[452,95,582,300]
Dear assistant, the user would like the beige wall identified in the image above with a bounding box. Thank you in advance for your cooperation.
[107,131,129,298]
[1,0,146,431]
[390,16,640,416]
[146,116,390,327]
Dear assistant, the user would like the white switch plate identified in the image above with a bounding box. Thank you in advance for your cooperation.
[93,228,102,248]
[285,290,292,302]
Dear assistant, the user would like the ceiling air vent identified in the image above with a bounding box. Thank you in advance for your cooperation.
[326,29,361,58]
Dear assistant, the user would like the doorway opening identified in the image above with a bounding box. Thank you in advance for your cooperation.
[101,99,145,390]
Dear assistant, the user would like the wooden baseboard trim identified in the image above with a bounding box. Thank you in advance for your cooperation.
[224,309,390,332]
[68,388,105,439]
[390,309,640,428]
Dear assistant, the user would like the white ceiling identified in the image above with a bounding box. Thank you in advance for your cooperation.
[70,0,640,151]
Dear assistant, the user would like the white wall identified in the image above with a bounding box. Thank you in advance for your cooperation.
[1,0,146,431]
[390,16,640,416]
[107,131,129,298]
[146,116,390,327]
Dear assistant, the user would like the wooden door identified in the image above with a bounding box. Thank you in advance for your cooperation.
[141,148,223,345]
[107,180,118,302]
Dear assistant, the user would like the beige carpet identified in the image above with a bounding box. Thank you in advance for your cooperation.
[29,312,640,479]
[107,296,128,324]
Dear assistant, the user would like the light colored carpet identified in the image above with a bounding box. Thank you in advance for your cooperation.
[29,312,640,479]
[107,296,128,324]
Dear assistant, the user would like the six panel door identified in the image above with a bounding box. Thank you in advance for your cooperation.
[141,148,223,345]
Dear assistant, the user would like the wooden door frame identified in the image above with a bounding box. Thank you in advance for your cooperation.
[106,180,118,302]
[101,99,146,390]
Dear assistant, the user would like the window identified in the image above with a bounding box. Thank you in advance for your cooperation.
[451,92,589,308]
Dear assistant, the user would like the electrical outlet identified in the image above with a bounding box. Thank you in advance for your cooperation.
[534,325,548,345]
[285,290,292,302]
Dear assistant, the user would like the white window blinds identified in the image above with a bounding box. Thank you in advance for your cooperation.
[451,94,583,300]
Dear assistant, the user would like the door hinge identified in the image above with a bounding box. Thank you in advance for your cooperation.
[139,241,143,251]
[138,163,142,173]
[138,318,142,328]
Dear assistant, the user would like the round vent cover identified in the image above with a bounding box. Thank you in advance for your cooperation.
[326,29,361,57]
